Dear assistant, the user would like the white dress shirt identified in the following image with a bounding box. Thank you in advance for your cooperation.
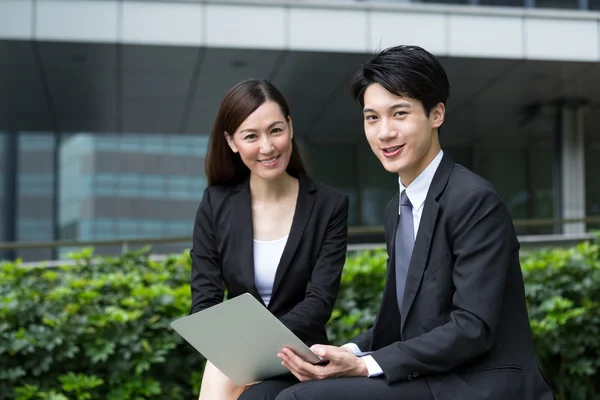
[344,149,444,377]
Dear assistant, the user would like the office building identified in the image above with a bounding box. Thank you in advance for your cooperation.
[1,0,599,260]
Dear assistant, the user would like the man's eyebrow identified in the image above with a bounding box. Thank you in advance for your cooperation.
[362,103,411,114]
[390,103,411,110]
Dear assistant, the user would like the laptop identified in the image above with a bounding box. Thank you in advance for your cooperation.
[170,293,324,385]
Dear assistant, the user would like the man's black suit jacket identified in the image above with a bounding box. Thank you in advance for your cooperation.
[351,154,555,400]
[190,173,349,347]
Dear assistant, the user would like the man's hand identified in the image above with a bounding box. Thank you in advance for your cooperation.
[277,345,369,382]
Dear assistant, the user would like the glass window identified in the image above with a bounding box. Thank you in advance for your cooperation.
[93,218,114,237]
[444,147,473,170]
[95,184,114,197]
[79,221,93,240]
[117,219,138,238]
[117,173,140,197]
[358,145,397,227]
[168,136,192,155]
[535,0,580,8]
[166,220,187,235]
[95,232,114,240]
[143,175,163,190]
[478,148,529,219]
[60,221,78,240]
[119,134,141,152]
[13,133,58,255]
[420,0,470,4]
[95,136,118,151]
[308,144,359,226]
[0,133,4,242]
[167,177,190,199]
[142,136,165,153]
[19,133,56,151]
[529,146,554,220]
[19,172,54,197]
[476,146,553,235]
[586,146,600,231]
[139,220,163,237]
[120,173,140,186]
[118,186,139,197]
[168,177,189,191]
[479,0,525,5]
[192,178,207,198]
[142,175,164,198]
[18,219,53,240]
[96,173,114,184]
[193,135,210,152]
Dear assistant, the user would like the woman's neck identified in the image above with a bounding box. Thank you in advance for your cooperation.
[250,172,297,202]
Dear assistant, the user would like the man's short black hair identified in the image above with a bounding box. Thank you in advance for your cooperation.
[351,45,450,117]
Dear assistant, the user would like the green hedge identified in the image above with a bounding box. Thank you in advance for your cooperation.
[1,241,599,400]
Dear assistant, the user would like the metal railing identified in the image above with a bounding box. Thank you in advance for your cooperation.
[1,216,599,253]
[331,0,586,9]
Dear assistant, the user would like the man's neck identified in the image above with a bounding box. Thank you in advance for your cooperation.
[399,145,441,188]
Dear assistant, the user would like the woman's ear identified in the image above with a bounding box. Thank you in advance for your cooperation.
[287,116,294,139]
[224,132,238,153]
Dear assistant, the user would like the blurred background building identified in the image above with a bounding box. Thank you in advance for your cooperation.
[1,0,599,261]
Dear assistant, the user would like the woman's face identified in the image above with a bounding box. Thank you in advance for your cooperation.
[225,100,294,181]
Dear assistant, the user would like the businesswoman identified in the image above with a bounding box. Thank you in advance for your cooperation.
[190,79,349,400]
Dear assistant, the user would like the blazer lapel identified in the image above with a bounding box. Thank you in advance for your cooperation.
[270,174,316,303]
[380,199,402,339]
[385,193,400,261]
[231,178,263,304]
[400,154,454,332]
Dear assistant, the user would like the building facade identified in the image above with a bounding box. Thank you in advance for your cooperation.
[1,0,600,260]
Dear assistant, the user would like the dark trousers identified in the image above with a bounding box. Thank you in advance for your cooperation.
[274,376,434,400]
[237,374,299,400]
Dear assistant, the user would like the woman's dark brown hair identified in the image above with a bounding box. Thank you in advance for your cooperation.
[205,79,307,186]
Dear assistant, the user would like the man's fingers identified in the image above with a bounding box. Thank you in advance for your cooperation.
[281,360,310,382]
[282,348,319,375]
[311,345,346,362]
[281,358,318,382]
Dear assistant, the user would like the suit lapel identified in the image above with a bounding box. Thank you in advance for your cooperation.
[400,154,454,332]
[381,198,402,339]
[385,193,400,262]
[270,174,316,303]
[231,178,263,304]
[400,200,439,332]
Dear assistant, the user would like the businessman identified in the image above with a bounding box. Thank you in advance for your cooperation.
[275,45,555,400]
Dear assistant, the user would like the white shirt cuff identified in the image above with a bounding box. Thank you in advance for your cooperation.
[362,355,384,377]
[341,343,361,354]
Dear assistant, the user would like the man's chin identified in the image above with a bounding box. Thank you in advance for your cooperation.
[381,161,405,175]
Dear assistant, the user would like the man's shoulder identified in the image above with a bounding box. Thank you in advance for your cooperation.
[447,163,497,197]
[441,164,509,219]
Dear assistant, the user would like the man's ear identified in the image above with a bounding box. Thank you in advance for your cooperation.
[430,102,445,129]
[224,132,238,153]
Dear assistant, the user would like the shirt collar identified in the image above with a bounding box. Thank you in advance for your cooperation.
[399,150,444,214]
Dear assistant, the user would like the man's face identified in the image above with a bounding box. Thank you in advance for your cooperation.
[362,83,444,185]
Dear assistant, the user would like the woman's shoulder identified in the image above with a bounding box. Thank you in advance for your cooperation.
[205,182,237,195]
[200,181,241,207]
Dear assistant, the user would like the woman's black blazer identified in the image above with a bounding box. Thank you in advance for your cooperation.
[190,174,349,346]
